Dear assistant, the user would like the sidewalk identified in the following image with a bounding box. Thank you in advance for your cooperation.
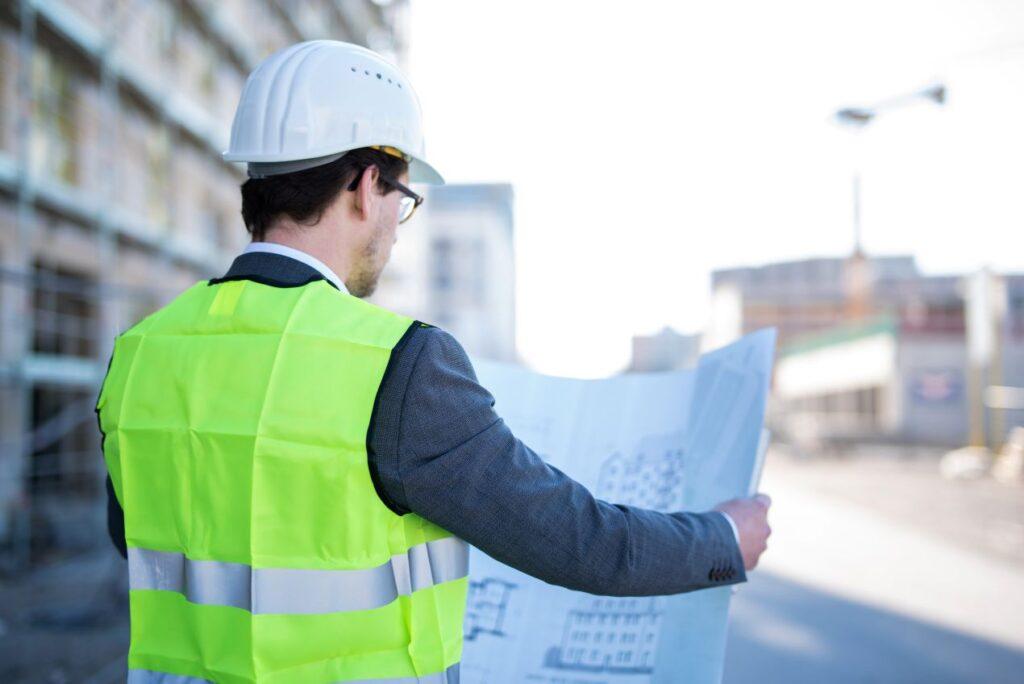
[764,446,1024,568]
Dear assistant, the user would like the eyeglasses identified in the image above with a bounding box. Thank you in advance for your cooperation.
[347,168,424,224]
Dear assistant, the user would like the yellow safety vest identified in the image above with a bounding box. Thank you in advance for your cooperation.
[97,277,468,683]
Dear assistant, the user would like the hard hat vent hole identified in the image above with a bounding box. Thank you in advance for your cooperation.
[350,66,400,87]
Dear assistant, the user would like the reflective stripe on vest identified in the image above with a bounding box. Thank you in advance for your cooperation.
[98,280,467,683]
[128,537,469,614]
[127,663,461,684]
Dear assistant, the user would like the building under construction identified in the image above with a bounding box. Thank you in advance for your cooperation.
[0,0,408,574]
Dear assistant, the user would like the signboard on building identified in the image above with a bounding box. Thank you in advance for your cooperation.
[909,369,962,404]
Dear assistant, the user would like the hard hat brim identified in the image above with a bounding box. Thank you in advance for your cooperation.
[225,148,444,185]
[409,157,444,185]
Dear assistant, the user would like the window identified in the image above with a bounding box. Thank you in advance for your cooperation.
[30,386,102,500]
[431,237,454,291]
[155,1,179,64]
[32,262,97,358]
[200,190,226,249]
[199,46,216,99]
[31,47,78,185]
[28,381,105,560]
[0,34,11,154]
[430,236,487,308]
[145,126,171,228]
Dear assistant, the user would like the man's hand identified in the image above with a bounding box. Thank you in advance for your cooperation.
[714,493,772,571]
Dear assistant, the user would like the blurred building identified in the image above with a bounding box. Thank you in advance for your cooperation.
[371,182,517,361]
[710,254,920,347]
[710,255,1024,447]
[0,0,406,568]
[628,327,700,372]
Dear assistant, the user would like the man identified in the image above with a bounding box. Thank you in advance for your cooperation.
[99,41,771,683]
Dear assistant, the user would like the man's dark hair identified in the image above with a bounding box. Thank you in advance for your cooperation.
[240,147,408,241]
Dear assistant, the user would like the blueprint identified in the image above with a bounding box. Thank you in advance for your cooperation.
[462,329,777,684]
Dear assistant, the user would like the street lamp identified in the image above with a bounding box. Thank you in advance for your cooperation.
[835,84,946,128]
[833,84,947,321]
[833,83,946,257]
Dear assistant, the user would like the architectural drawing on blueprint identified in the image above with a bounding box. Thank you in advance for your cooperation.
[465,578,518,641]
[462,329,777,684]
[545,597,663,674]
[543,433,684,674]
[595,434,686,513]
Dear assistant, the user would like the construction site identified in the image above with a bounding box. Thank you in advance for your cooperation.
[1,1,1021,682]
[0,1,409,679]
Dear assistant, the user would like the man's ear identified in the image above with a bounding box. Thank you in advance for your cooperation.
[353,165,380,221]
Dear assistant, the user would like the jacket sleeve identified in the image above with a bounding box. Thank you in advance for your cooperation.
[106,475,127,559]
[98,346,127,560]
[380,328,746,597]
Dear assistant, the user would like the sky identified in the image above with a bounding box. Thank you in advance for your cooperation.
[406,0,1024,377]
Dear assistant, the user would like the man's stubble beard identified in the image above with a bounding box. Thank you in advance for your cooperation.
[346,219,391,299]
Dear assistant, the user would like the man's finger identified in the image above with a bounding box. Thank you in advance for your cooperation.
[754,493,772,508]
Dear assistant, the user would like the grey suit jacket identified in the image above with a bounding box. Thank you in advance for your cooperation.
[106,251,746,595]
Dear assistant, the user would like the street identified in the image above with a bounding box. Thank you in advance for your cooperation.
[726,571,1024,683]
[725,448,1024,683]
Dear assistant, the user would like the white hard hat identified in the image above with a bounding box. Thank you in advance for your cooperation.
[223,40,443,184]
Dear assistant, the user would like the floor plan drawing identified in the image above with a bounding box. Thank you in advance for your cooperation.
[595,433,687,512]
[461,329,776,684]
[465,577,518,641]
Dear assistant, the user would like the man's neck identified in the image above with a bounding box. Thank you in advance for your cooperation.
[261,222,354,283]
[243,242,349,294]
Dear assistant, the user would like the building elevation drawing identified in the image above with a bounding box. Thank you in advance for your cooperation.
[462,329,777,684]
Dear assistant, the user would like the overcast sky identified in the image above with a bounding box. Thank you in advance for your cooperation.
[406,0,1024,376]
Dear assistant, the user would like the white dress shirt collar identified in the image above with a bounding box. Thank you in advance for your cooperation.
[243,242,349,294]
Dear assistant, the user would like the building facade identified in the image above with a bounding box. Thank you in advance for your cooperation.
[711,255,1024,448]
[710,254,920,348]
[0,0,406,568]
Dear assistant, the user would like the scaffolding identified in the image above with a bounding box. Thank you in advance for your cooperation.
[0,0,403,575]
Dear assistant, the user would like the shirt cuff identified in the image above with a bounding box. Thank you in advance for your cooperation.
[718,510,741,546]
